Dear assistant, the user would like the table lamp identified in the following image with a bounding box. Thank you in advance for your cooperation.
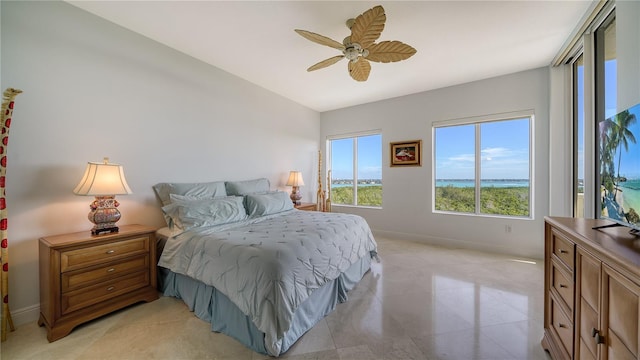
[286,171,304,205]
[73,157,132,235]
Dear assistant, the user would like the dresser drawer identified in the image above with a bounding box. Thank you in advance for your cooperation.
[61,235,150,272]
[552,228,575,269]
[551,259,574,311]
[61,255,149,292]
[61,270,150,315]
[550,294,574,357]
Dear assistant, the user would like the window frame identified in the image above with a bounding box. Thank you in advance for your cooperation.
[432,110,535,219]
[326,130,383,208]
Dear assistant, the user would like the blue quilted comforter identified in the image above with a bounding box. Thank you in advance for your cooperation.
[158,209,377,353]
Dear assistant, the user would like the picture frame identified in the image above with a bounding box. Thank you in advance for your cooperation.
[390,140,422,167]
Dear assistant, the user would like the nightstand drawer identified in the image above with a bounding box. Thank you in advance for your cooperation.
[61,255,149,292]
[61,271,149,315]
[61,235,150,272]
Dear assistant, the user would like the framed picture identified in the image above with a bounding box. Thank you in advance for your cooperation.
[390,140,422,167]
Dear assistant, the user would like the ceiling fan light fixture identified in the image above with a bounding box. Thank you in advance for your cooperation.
[344,44,362,61]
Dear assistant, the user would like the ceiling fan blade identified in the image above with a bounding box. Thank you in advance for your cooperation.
[366,41,417,63]
[350,5,386,49]
[307,55,345,71]
[295,29,345,50]
[348,58,371,82]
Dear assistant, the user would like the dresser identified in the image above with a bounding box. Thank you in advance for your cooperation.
[38,224,158,342]
[542,217,640,359]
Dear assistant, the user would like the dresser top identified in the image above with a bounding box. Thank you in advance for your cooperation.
[39,224,156,248]
[546,216,640,272]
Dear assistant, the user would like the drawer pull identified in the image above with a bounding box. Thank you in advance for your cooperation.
[106,250,116,254]
[558,323,567,328]
[592,328,605,344]
[106,286,115,291]
[559,284,568,288]
[107,268,116,273]
[559,249,569,254]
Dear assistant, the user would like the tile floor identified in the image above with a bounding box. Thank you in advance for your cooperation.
[2,237,550,359]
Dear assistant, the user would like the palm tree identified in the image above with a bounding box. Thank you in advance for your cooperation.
[599,117,617,196]
[613,110,637,198]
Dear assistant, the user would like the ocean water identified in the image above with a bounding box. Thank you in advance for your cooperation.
[435,179,529,188]
[331,179,530,188]
[619,179,640,213]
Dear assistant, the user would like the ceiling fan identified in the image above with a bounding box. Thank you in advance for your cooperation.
[295,5,416,82]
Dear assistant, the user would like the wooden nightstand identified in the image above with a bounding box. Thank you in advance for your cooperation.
[38,224,158,342]
[295,202,317,211]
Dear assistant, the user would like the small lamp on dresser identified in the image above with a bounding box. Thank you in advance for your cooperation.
[286,171,305,205]
[73,157,132,235]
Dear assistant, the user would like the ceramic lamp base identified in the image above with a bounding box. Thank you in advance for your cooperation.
[290,186,302,206]
[88,195,121,235]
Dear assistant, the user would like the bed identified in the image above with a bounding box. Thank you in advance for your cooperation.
[153,178,378,356]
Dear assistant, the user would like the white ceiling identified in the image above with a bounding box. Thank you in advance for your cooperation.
[67,1,593,112]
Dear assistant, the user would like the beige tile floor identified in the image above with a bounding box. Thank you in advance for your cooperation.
[2,237,550,360]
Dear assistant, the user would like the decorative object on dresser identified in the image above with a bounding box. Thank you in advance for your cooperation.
[73,158,132,235]
[285,171,304,205]
[542,216,640,360]
[38,224,157,342]
[0,87,22,342]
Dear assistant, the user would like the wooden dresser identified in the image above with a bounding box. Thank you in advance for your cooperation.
[38,224,158,342]
[543,217,640,359]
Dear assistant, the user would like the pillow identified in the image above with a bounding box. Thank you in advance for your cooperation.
[225,178,270,196]
[161,196,247,235]
[153,181,227,207]
[245,191,294,217]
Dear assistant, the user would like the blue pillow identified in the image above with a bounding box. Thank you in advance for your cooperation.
[153,181,227,207]
[225,178,270,196]
[162,196,247,235]
[245,191,294,217]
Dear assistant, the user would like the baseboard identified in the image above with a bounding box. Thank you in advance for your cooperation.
[6,303,40,327]
[371,228,542,260]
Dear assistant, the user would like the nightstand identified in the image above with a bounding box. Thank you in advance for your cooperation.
[295,202,317,211]
[38,224,158,342]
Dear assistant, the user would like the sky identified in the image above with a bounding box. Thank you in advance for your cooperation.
[434,118,530,180]
[330,135,382,179]
[578,60,640,180]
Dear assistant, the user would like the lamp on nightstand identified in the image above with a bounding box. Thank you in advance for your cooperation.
[286,171,305,205]
[73,157,132,235]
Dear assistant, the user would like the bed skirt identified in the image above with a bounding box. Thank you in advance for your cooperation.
[159,253,372,356]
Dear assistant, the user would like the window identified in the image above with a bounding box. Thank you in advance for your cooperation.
[573,53,585,217]
[328,133,382,207]
[595,12,616,218]
[434,114,532,217]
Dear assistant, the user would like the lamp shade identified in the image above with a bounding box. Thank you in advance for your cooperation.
[286,171,305,187]
[73,158,132,196]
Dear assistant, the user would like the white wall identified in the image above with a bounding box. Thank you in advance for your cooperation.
[321,68,550,260]
[1,1,320,325]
